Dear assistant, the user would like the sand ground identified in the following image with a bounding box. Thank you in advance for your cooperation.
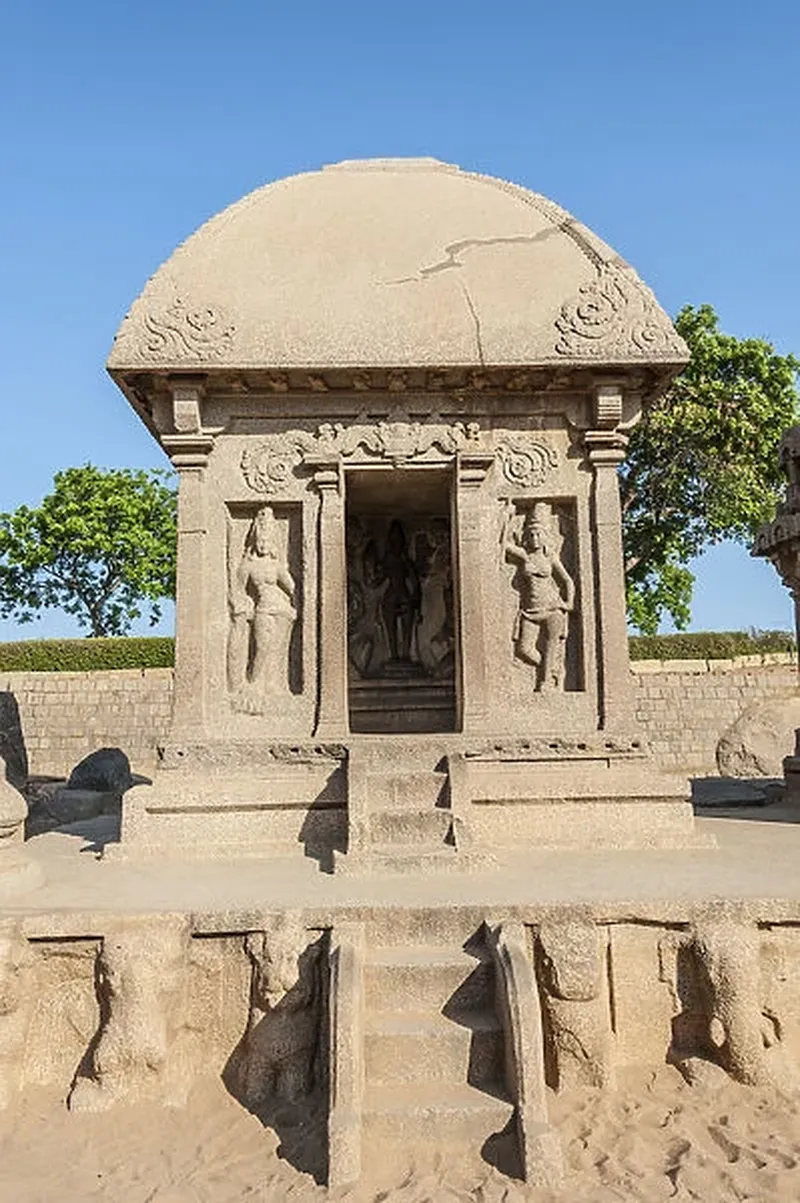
[2,1066,800,1202]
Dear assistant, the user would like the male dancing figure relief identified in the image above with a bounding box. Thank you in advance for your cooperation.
[504,501,575,692]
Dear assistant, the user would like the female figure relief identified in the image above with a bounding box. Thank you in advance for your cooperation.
[228,506,296,713]
[504,501,575,692]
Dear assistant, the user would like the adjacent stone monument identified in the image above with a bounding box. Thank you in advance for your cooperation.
[107,157,697,865]
[753,424,800,799]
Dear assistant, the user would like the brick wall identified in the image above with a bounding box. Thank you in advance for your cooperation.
[0,668,173,778]
[2,657,797,779]
[632,654,797,774]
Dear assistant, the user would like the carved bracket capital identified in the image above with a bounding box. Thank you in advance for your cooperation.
[162,432,214,469]
[168,377,206,434]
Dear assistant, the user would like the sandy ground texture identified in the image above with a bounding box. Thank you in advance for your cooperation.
[2,1067,800,1202]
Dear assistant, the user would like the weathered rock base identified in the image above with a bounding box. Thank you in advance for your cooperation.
[4,884,800,1189]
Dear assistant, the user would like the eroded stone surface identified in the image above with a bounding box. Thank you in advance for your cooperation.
[68,917,191,1111]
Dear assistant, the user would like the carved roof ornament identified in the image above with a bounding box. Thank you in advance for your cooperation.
[555,264,686,360]
[112,295,235,365]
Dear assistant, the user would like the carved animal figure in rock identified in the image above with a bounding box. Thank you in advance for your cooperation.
[537,916,613,1090]
[0,922,31,1108]
[504,502,574,691]
[235,915,321,1109]
[68,918,190,1111]
[686,921,795,1090]
[227,506,296,713]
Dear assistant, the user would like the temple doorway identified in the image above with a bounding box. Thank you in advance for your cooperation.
[345,468,458,734]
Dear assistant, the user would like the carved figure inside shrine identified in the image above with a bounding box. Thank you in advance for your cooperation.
[107,156,700,862]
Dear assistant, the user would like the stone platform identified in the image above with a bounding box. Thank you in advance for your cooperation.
[0,804,798,1187]
[10,803,800,924]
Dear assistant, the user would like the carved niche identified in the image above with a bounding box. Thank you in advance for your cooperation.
[346,514,455,683]
[226,505,299,714]
[502,500,578,693]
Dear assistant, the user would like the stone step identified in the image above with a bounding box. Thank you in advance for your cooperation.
[365,1007,504,1087]
[366,769,447,811]
[365,945,494,1012]
[365,908,492,947]
[347,737,452,771]
[362,1080,514,1147]
[368,808,451,845]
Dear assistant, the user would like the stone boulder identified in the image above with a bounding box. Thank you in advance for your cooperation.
[0,695,27,792]
[716,693,800,778]
[67,747,152,793]
[26,748,152,838]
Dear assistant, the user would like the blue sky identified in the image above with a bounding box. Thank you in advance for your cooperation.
[1,0,798,638]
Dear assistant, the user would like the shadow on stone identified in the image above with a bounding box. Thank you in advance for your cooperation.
[297,778,347,874]
[691,775,790,821]
[481,1115,524,1180]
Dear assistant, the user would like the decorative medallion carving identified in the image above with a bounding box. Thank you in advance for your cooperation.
[241,446,295,495]
[555,265,685,359]
[498,440,558,489]
[120,296,235,363]
[240,415,482,493]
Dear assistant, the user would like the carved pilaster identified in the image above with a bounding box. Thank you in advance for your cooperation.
[163,381,213,737]
[312,462,348,739]
[455,452,494,733]
[585,384,633,731]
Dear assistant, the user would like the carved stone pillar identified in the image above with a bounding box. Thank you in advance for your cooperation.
[585,384,633,732]
[312,462,348,739]
[455,452,494,734]
[163,379,213,739]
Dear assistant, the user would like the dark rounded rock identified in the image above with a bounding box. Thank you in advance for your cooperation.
[67,747,152,794]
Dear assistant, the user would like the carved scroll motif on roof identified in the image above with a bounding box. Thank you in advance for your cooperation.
[112,296,235,364]
[555,265,686,359]
[241,416,482,494]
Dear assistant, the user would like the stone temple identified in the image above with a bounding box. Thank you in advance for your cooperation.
[7,159,800,1194]
[107,156,697,867]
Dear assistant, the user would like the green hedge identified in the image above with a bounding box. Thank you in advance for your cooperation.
[628,630,795,661]
[0,637,175,672]
[0,630,794,672]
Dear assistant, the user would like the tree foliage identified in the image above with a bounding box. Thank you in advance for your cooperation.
[0,466,177,637]
[621,305,800,634]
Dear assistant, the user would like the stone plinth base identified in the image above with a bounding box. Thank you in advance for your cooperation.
[111,742,347,868]
[452,752,706,851]
[113,735,706,867]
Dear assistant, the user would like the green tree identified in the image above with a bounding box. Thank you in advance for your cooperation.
[622,305,800,634]
[0,465,177,637]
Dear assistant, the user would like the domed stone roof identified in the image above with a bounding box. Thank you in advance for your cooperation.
[108,158,686,373]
